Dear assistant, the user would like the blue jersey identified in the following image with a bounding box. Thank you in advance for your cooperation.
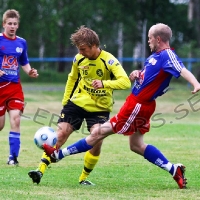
[0,33,29,83]
[132,49,185,102]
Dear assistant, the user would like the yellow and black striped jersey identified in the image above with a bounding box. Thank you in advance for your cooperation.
[62,50,131,112]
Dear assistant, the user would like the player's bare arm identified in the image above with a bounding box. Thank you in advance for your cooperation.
[180,67,200,94]
[22,64,39,78]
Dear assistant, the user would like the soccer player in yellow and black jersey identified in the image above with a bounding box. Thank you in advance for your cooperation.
[28,25,131,185]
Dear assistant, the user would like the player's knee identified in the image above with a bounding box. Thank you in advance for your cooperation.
[129,144,144,155]
[10,116,21,129]
[57,128,69,140]
[130,145,137,152]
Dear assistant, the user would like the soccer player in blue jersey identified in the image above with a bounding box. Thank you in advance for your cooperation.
[43,23,200,189]
[0,9,38,165]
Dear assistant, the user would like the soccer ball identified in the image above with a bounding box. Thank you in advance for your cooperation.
[34,126,57,150]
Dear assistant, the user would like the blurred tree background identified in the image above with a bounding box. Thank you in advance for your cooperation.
[0,0,199,82]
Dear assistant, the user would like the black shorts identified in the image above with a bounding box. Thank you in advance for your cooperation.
[58,101,110,132]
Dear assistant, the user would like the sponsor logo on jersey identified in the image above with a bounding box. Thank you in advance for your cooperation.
[96,69,103,77]
[83,85,106,96]
[89,63,96,66]
[16,47,23,53]
[108,59,114,65]
[149,57,157,65]
[79,66,89,69]
[2,55,18,70]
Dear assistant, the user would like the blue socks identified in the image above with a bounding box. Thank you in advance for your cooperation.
[61,138,93,158]
[67,138,93,154]
[9,131,20,159]
[144,144,173,175]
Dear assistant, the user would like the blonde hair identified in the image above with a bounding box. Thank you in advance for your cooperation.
[70,25,100,47]
[3,9,20,23]
[150,23,172,42]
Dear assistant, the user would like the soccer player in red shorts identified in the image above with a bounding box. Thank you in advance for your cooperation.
[43,23,200,189]
[0,9,38,165]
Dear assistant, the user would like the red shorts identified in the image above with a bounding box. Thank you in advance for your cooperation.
[110,93,156,135]
[0,82,24,116]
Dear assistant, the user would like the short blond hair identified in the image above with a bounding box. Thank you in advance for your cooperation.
[70,25,100,47]
[3,9,20,23]
[150,23,172,42]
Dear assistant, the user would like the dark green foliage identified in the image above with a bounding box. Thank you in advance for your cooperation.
[1,0,199,74]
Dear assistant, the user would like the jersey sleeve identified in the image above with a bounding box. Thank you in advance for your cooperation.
[162,49,185,78]
[62,56,80,106]
[102,58,131,89]
[19,39,29,66]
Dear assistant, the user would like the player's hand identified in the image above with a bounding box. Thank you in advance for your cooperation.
[0,70,6,77]
[29,68,39,78]
[92,80,103,89]
[191,84,200,94]
[129,70,140,81]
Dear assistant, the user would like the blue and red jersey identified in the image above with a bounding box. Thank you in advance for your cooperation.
[0,33,29,83]
[132,49,185,102]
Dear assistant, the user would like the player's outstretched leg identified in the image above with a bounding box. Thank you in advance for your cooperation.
[43,138,93,163]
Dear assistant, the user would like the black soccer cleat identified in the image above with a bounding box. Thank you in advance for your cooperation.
[28,170,43,184]
[79,180,95,186]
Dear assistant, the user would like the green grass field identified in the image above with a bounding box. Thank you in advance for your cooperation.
[0,83,200,200]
